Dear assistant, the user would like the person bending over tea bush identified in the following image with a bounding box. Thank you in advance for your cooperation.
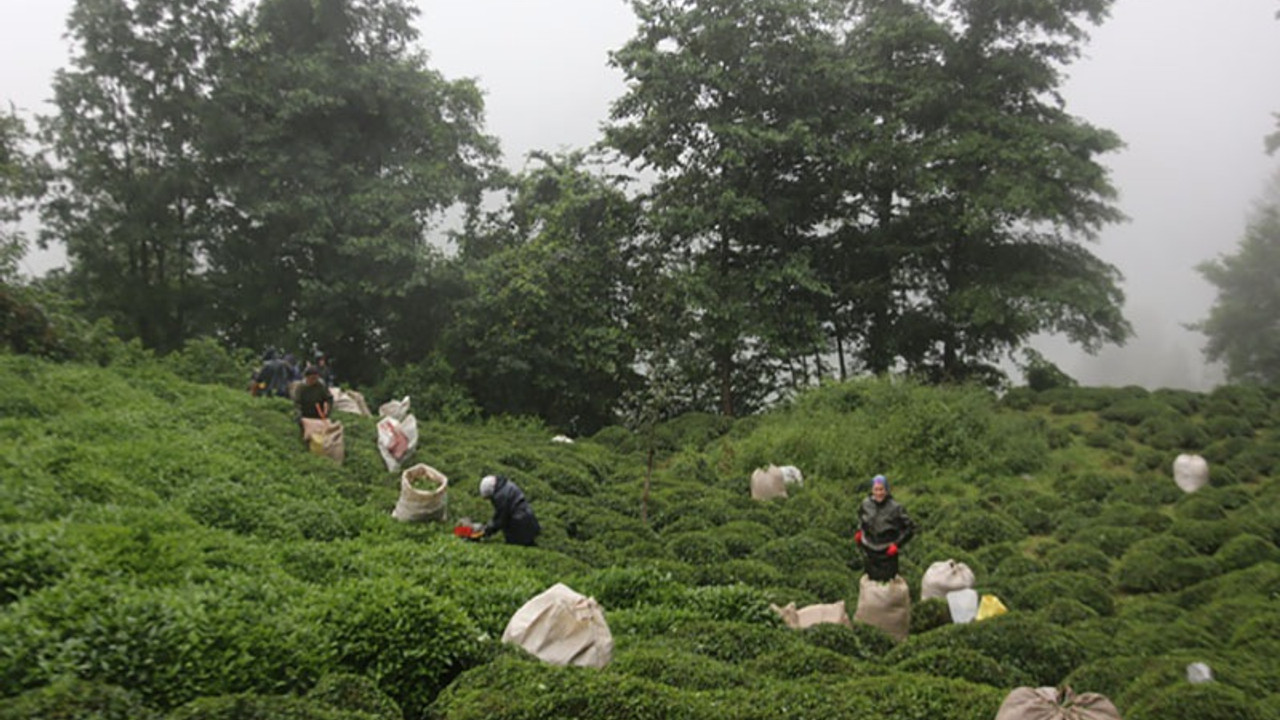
[855,474,917,581]
[479,474,542,546]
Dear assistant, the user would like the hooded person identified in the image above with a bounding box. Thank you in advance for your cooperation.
[855,474,917,581]
[478,474,541,546]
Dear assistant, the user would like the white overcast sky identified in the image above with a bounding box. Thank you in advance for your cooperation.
[3,0,1279,390]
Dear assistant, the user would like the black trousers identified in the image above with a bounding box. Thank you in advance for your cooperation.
[862,548,899,582]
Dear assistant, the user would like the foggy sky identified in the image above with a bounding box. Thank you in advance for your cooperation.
[3,0,1279,391]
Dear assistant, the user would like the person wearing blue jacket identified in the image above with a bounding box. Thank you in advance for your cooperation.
[478,474,541,546]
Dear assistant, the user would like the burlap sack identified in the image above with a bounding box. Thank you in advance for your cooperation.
[1173,453,1209,493]
[300,418,344,464]
[502,583,613,668]
[854,574,910,642]
[332,388,372,416]
[771,600,852,629]
[391,464,448,523]
[750,465,788,500]
[921,559,977,600]
[995,687,1122,720]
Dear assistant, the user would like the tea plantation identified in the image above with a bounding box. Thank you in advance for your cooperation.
[2,353,1279,719]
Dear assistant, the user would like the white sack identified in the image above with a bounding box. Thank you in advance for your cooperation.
[1187,662,1213,684]
[854,574,911,643]
[750,465,788,501]
[378,395,411,422]
[1173,453,1209,493]
[779,465,804,486]
[921,559,977,600]
[502,583,613,669]
[946,588,979,624]
[332,388,372,416]
[391,464,448,523]
[770,600,852,630]
[377,414,419,472]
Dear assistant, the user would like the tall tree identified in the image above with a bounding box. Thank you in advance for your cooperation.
[203,0,499,384]
[40,0,232,352]
[846,0,1131,384]
[1192,170,1280,385]
[607,0,853,416]
[0,108,46,282]
[446,152,640,433]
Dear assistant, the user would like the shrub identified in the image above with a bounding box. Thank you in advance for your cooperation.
[166,693,399,720]
[609,645,749,690]
[0,677,160,720]
[1015,572,1115,616]
[1116,535,1218,593]
[745,644,866,680]
[307,674,402,720]
[1215,533,1280,572]
[833,674,1007,720]
[1043,542,1113,578]
[1169,518,1238,555]
[884,614,1086,687]
[910,598,953,635]
[1064,656,1153,702]
[695,558,784,587]
[0,524,70,605]
[1135,414,1208,452]
[680,584,778,625]
[315,578,487,719]
[1099,397,1165,425]
[665,530,731,566]
[933,508,1027,551]
[1126,680,1264,720]
[800,621,896,661]
[893,647,1024,687]
[1037,598,1099,626]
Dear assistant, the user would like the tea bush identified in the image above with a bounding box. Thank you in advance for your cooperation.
[1116,535,1218,593]
[1215,533,1280,572]
[885,614,1086,686]
[799,620,896,661]
[307,673,403,720]
[1125,674,1266,720]
[609,643,749,690]
[892,647,1025,687]
[0,676,160,720]
[1014,571,1114,616]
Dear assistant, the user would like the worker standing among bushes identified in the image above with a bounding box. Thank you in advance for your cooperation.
[855,474,916,581]
[478,474,541,546]
[295,365,333,420]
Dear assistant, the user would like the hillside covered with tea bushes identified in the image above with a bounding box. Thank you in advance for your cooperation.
[2,352,1279,720]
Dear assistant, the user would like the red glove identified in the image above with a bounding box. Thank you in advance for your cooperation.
[887,543,899,557]
[854,530,863,545]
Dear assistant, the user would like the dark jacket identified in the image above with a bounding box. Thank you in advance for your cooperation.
[485,476,541,546]
[296,381,333,419]
[857,493,916,552]
[256,358,294,398]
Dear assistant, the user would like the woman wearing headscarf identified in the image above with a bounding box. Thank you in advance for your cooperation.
[855,474,916,581]
[478,474,542,546]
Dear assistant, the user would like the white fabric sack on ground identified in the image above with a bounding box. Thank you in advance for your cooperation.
[1173,453,1209,493]
[750,465,788,500]
[779,465,804,486]
[1187,662,1213,684]
[377,414,419,472]
[332,388,372,416]
[995,686,1122,720]
[391,464,448,523]
[770,600,852,629]
[502,583,613,668]
[378,395,411,422]
[921,559,977,600]
[946,588,979,624]
[854,574,911,643]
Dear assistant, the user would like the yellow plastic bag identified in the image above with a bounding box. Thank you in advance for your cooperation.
[976,594,1008,621]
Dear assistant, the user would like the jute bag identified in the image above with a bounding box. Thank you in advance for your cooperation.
[995,686,1122,720]
[854,574,911,642]
[750,465,788,500]
[391,464,448,523]
[502,583,613,668]
[301,417,344,464]
[921,559,976,600]
[771,600,853,629]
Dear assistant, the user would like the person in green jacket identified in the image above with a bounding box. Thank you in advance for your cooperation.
[855,474,916,581]
[295,365,333,420]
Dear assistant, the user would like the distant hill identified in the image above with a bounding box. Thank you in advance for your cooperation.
[2,354,1278,720]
